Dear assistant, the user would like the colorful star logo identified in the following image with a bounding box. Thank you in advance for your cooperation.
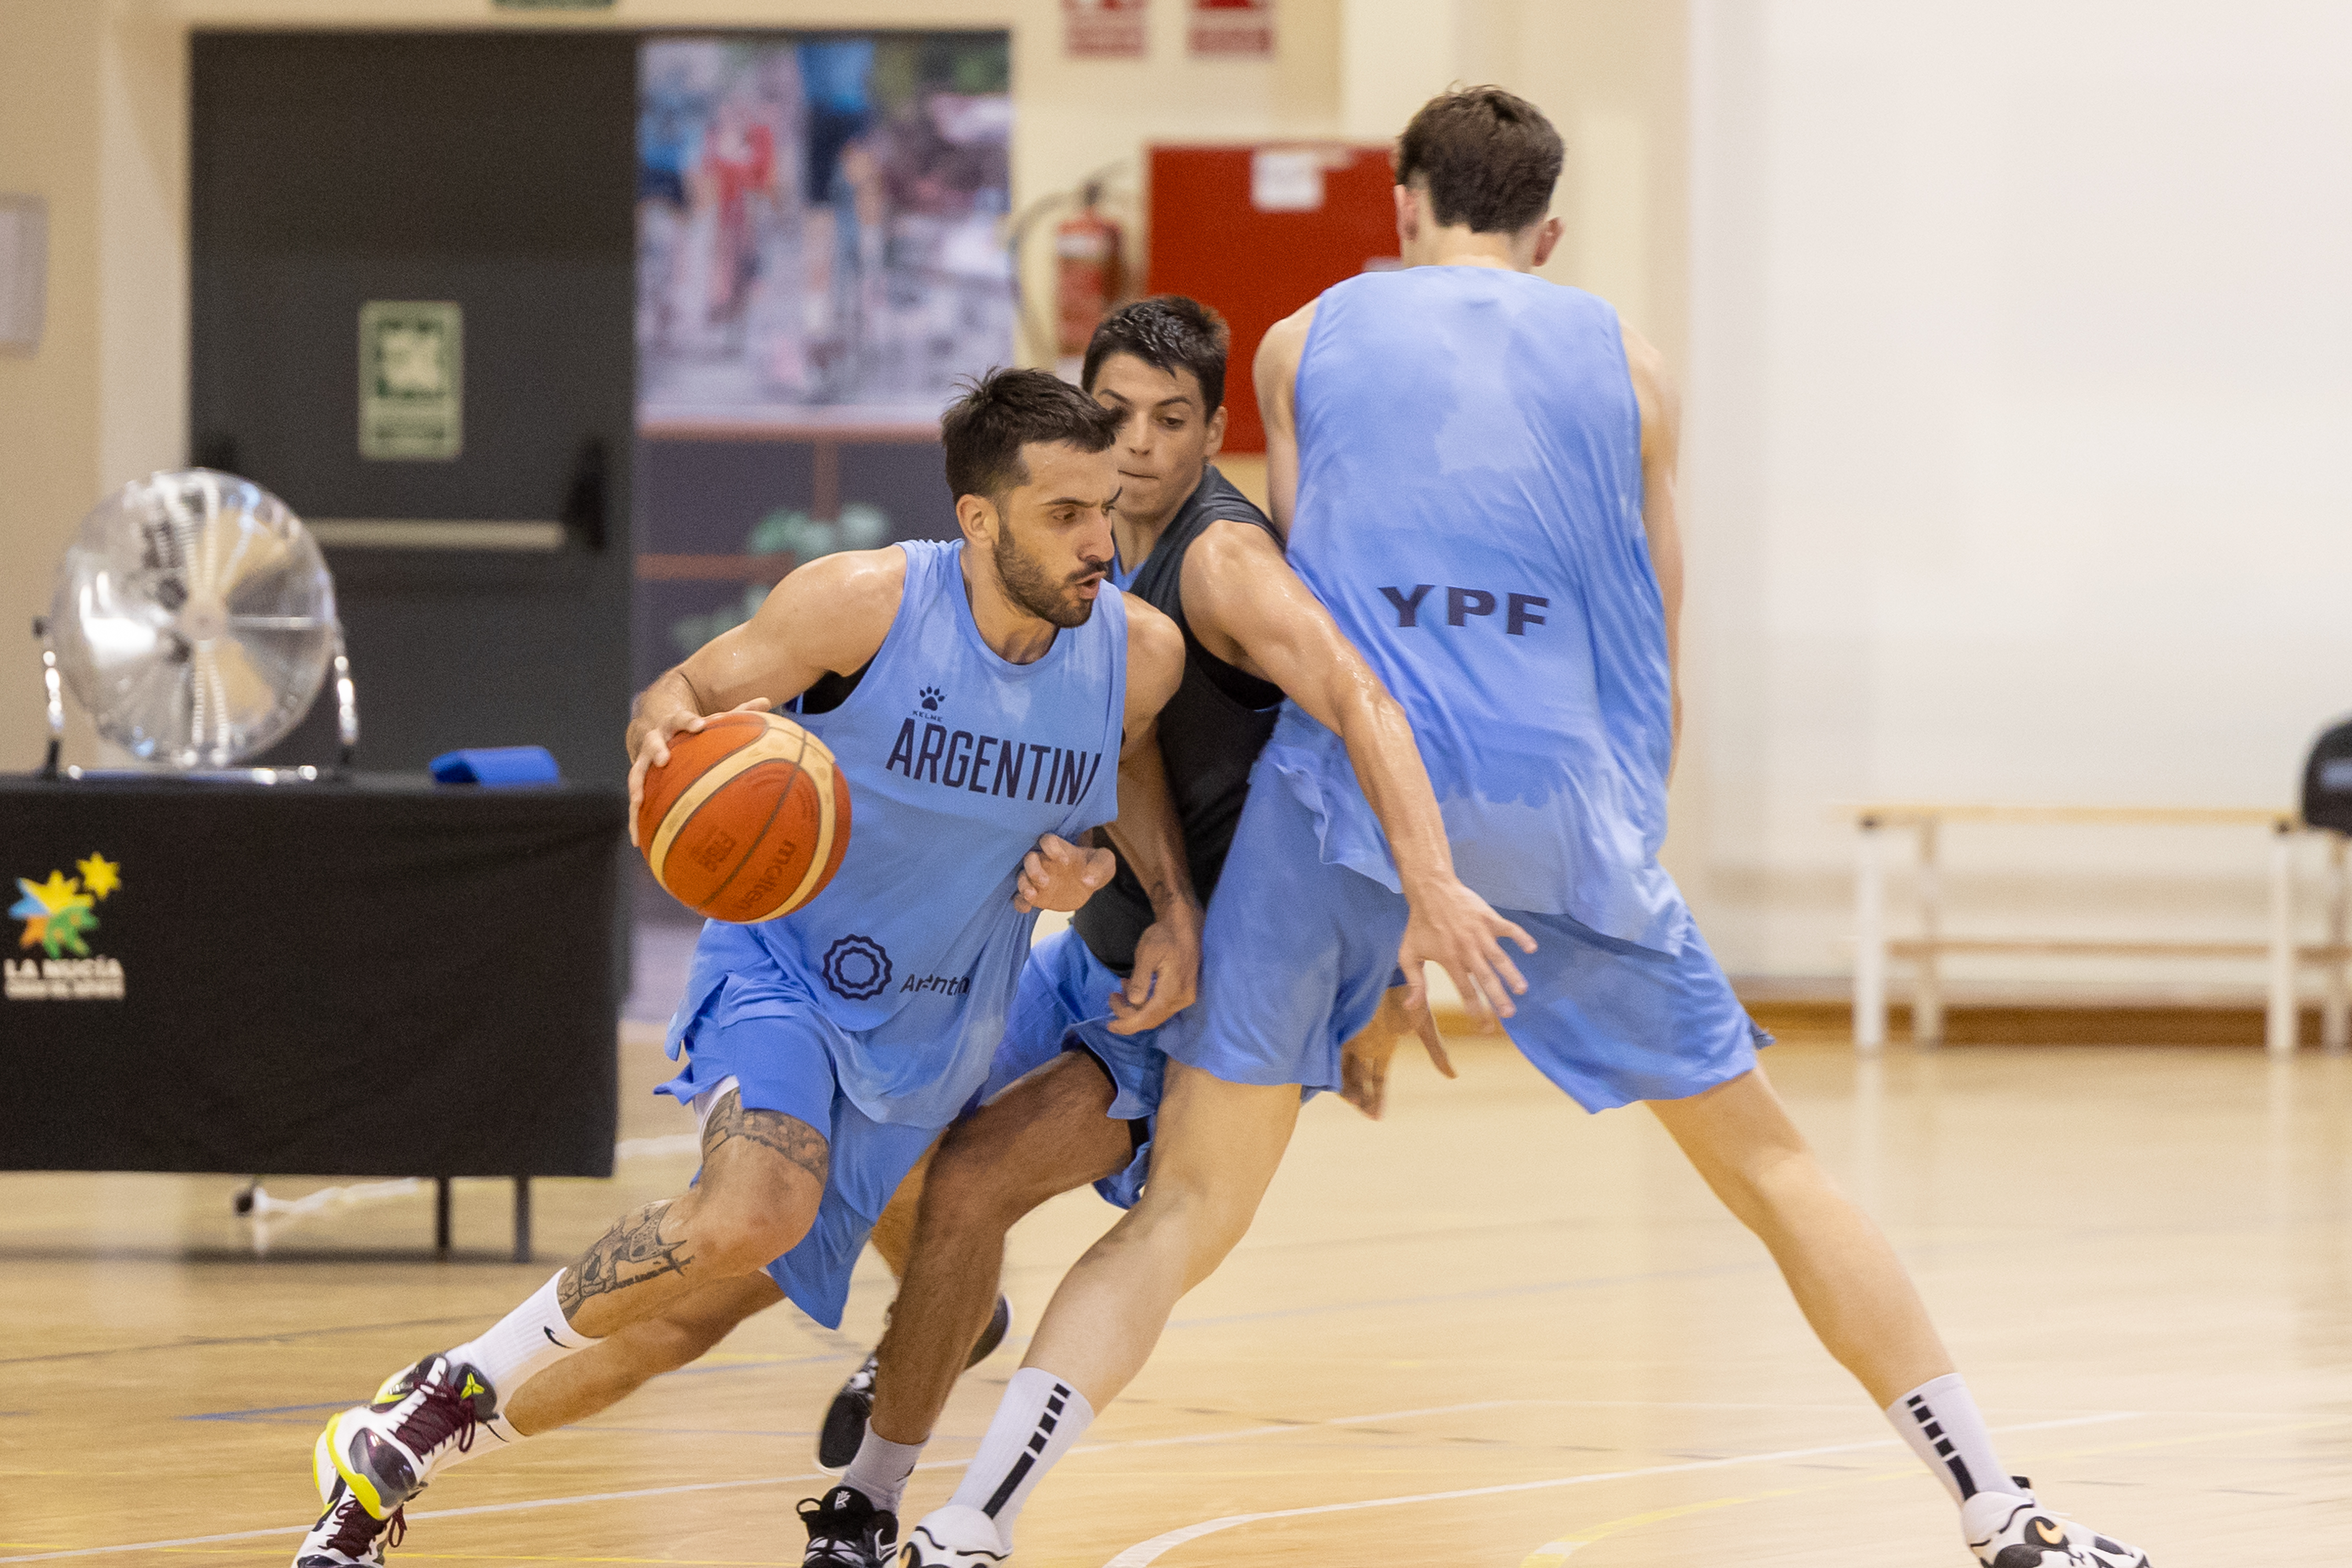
[9,853,119,959]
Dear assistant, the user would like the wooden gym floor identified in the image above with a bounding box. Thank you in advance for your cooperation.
[5,1024,2350,1566]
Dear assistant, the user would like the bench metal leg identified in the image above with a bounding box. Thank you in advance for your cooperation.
[1915,818,1943,1046]
[513,1177,532,1263]
[1854,817,1886,1052]
[434,1178,452,1256]
[2268,825,2298,1056]
[2326,834,2349,1054]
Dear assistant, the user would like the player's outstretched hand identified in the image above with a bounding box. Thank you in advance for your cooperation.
[1107,895,1202,1035]
[1339,986,1457,1121]
[626,697,771,847]
[1014,833,1116,914]
[1397,877,1536,1031]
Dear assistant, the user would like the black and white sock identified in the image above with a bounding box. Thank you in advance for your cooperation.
[843,1428,924,1516]
[446,1270,598,1409]
[942,1368,1095,1545]
[1886,1373,2013,1504]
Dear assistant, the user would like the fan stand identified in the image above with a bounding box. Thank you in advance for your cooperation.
[32,617,360,783]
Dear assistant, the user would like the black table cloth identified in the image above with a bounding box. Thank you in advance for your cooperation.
[0,774,624,1180]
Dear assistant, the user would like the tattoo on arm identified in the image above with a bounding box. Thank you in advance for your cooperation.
[557,1199,691,1317]
[701,1091,829,1187]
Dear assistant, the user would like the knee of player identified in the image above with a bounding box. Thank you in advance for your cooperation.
[683,1187,815,1276]
[1131,1173,1259,1260]
[920,1129,1036,1232]
[1705,1140,1826,1220]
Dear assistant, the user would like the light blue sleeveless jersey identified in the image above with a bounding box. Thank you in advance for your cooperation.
[1271,266,1686,953]
[675,539,1127,1125]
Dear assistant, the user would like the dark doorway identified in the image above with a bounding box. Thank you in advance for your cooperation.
[190,30,638,786]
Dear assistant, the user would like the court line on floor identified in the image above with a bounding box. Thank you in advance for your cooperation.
[178,1353,849,1423]
[1512,1410,2352,1566]
[1166,1260,1765,1330]
[0,1316,487,1367]
[1096,1412,2139,1567]
[0,1397,1538,1562]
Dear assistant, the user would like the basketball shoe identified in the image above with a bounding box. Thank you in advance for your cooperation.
[291,1473,398,1568]
[819,1295,1014,1471]
[316,1353,495,1521]
[1962,1485,2151,1566]
[898,1505,1008,1567]
[799,1483,898,1567]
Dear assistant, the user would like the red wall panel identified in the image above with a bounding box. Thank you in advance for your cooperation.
[1146,143,1398,453]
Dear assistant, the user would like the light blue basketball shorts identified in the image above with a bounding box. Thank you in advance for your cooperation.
[1157,779,1770,1111]
[978,924,1162,1209]
[657,924,950,1330]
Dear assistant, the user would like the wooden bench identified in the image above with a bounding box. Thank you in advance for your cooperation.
[1848,803,2350,1055]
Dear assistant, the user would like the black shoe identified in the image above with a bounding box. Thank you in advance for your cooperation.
[817,1296,1012,1472]
[817,1353,878,1472]
[798,1483,897,1567]
[964,1294,1013,1369]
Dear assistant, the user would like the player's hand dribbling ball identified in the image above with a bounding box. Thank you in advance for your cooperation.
[637,711,851,923]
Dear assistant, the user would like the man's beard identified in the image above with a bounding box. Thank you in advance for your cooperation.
[993,524,1099,629]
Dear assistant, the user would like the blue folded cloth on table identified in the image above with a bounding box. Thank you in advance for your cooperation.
[428,746,563,786]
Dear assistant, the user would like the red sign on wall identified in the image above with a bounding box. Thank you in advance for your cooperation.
[1190,0,1273,57]
[1065,0,1148,59]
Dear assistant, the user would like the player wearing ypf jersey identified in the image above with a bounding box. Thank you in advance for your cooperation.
[291,369,1198,1568]
[913,90,2153,1568]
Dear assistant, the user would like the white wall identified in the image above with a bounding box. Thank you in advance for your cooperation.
[1687,2,2352,994]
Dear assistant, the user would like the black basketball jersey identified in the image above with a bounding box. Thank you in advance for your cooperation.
[1072,465,1283,974]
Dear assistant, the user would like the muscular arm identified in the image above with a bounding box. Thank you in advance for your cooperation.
[1181,522,1532,1019]
[1252,302,1316,538]
[1623,325,1685,773]
[1097,599,1198,1032]
[1181,522,1452,900]
[624,547,905,837]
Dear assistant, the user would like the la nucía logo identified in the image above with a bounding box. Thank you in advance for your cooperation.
[6,852,126,1001]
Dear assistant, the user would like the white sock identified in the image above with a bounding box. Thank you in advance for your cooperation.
[1886,1373,2014,1504]
[943,1367,1095,1544]
[446,1271,598,1409]
[843,1428,925,1515]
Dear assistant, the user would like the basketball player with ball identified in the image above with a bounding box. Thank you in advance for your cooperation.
[293,368,1204,1566]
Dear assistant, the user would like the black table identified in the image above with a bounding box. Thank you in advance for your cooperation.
[0,774,625,1258]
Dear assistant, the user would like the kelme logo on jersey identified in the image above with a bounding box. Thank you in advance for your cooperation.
[821,934,893,1001]
[6,851,126,1002]
[883,720,1105,807]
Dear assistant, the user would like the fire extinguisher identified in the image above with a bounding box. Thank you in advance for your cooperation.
[1055,182,1125,359]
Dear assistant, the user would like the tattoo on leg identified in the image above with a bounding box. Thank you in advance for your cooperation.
[702,1091,829,1186]
[557,1200,690,1318]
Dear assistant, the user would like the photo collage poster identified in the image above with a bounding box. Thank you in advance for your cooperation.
[634,33,1013,687]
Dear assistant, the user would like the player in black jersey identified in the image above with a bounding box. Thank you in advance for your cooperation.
[389,299,1510,1568]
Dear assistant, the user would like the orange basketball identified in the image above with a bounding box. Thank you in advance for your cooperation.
[638,711,852,924]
